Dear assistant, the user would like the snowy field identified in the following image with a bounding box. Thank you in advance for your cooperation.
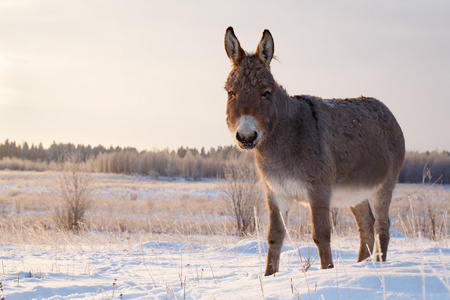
[1,236,449,299]
[0,171,449,299]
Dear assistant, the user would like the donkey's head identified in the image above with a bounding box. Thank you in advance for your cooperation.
[224,27,278,150]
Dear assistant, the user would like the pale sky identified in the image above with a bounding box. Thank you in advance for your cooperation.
[1,0,449,152]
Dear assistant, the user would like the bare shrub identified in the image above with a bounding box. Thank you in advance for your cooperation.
[221,161,264,236]
[418,166,446,240]
[54,153,94,231]
[393,167,449,240]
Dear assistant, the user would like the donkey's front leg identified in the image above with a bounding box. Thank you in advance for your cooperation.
[309,186,334,269]
[264,192,291,276]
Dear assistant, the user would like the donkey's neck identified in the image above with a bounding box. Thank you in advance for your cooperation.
[255,88,320,165]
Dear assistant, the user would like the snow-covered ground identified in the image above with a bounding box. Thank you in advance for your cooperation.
[0,172,449,299]
[1,234,449,299]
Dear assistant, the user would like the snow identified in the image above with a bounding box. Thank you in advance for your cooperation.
[1,235,449,299]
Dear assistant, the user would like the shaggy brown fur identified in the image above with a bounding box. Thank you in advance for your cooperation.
[224,27,405,276]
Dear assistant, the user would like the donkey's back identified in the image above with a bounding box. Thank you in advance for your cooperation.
[294,95,405,190]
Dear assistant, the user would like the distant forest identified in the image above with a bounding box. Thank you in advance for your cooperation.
[0,140,449,184]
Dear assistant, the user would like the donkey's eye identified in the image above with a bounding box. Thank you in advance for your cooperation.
[261,90,271,99]
[228,91,236,98]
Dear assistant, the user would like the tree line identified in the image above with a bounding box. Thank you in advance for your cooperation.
[0,140,449,183]
[0,139,253,180]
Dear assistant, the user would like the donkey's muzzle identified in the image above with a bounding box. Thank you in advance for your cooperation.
[236,131,258,149]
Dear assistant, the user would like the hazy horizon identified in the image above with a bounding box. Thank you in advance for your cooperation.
[1,138,449,154]
[1,1,449,152]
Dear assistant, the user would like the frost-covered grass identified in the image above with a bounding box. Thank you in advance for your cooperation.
[0,171,232,239]
[0,170,449,299]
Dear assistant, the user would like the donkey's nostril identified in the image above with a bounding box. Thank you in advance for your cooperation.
[249,131,258,143]
[236,132,244,143]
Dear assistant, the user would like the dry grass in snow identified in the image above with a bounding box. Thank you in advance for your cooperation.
[0,170,449,299]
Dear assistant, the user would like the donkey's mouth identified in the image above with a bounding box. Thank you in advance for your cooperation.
[237,141,257,150]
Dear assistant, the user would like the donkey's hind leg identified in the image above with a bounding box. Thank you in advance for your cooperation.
[373,182,395,261]
[349,200,375,262]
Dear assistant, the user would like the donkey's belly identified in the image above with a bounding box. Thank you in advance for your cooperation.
[329,185,379,207]
[266,176,378,208]
[266,178,309,204]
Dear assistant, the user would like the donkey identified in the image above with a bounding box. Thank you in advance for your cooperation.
[224,27,405,276]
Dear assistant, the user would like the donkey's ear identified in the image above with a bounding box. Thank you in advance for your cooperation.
[256,29,274,69]
[225,27,245,66]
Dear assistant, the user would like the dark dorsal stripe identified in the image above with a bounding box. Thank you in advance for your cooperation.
[295,96,318,122]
